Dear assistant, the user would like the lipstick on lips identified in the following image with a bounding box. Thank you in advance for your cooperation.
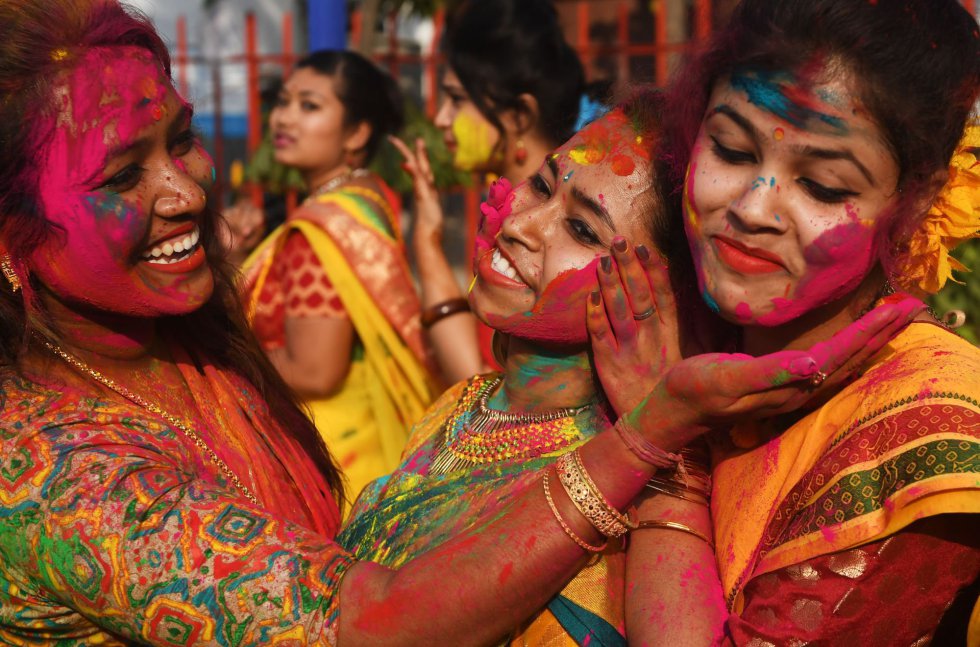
[712,235,785,274]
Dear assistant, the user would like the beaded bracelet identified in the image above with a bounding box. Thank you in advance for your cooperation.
[634,519,714,549]
[555,452,631,538]
[421,297,470,328]
[614,417,683,470]
[543,472,607,553]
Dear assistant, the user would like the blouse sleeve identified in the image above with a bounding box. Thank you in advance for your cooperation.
[725,516,980,645]
[0,411,355,646]
[280,230,348,320]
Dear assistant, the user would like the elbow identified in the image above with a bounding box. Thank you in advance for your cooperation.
[291,361,351,399]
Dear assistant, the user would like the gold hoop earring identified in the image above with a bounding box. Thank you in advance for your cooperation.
[1,255,21,293]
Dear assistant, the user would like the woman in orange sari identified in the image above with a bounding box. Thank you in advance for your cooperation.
[593,0,980,643]
[241,51,437,502]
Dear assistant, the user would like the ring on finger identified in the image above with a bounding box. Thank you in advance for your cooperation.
[809,370,828,387]
[633,306,656,321]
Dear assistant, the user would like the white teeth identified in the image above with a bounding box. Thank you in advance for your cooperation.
[142,226,201,263]
[491,248,521,282]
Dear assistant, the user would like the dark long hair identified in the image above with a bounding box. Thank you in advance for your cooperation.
[294,49,404,164]
[0,0,345,502]
[444,0,586,147]
[661,0,980,280]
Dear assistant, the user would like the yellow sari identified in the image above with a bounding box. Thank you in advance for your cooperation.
[242,183,436,504]
[712,322,980,638]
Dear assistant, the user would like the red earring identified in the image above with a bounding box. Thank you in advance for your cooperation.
[514,139,528,165]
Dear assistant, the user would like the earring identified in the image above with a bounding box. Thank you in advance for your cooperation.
[514,139,528,165]
[1,255,21,293]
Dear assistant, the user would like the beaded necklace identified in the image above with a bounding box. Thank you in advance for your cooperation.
[429,375,591,475]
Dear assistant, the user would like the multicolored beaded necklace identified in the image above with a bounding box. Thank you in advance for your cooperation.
[429,375,591,475]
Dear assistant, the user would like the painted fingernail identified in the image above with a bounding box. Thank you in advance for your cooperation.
[600,256,612,273]
[635,244,650,262]
[612,236,628,253]
[788,356,817,376]
[590,290,601,305]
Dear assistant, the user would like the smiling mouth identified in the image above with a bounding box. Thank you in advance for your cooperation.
[713,235,785,275]
[491,248,524,283]
[141,226,201,265]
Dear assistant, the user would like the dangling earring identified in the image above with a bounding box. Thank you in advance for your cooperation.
[514,139,528,165]
[1,255,21,293]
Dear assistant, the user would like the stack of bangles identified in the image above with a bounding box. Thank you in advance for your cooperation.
[420,297,470,328]
[618,417,713,548]
[543,420,714,552]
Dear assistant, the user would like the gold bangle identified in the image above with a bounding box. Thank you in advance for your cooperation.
[543,472,607,553]
[644,481,709,506]
[571,450,637,530]
[634,519,714,549]
[556,452,630,538]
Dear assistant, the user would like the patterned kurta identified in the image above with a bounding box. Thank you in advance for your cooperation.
[0,371,353,646]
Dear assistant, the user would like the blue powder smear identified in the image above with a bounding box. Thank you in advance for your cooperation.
[732,70,847,135]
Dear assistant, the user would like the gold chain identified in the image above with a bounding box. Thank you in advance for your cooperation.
[39,338,260,505]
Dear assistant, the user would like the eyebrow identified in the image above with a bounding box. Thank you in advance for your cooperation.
[710,104,875,187]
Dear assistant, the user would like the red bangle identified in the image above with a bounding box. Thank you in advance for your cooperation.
[421,297,470,328]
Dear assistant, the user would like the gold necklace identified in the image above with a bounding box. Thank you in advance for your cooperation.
[429,375,592,476]
[39,338,260,505]
[309,167,370,199]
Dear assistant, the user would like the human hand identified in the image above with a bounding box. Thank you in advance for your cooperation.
[219,199,266,264]
[588,237,681,416]
[620,296,927,451]
[389,135,444,249]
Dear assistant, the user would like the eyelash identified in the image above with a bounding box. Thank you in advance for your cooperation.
[98,128,200,193]
[567,218,602,246]
[710,137,858,205]
[530,173,552,197]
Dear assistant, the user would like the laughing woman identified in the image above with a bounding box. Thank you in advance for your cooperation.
[241,51,437,503]
[596,0,980,643]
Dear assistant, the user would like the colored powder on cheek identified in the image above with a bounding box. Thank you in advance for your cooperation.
[451,112,495,170]
[734,301,753,322]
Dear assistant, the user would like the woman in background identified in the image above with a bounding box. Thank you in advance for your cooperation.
[242,50,436,503]
[394,0,604,384]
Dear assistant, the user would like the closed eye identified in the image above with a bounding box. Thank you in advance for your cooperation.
[710,136,755,165]
[98,164,143,193]
[797,178,858,204]
[530,173,552,198]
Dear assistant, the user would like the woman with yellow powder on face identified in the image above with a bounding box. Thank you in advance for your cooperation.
[392,0,605,385]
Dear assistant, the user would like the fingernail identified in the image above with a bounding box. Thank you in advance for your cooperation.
[612,236,628,253]
[635,244,650,262]
[788,356,817,376]
[600,256,612,273]
[590,290,601,305]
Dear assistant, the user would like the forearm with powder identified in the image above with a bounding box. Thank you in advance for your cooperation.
[413,214,483,385]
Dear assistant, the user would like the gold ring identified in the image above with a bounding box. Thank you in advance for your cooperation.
[633,306,655,321]
[810,370,828,387]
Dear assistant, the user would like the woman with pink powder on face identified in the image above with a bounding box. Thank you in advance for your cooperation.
[592,0,980,643]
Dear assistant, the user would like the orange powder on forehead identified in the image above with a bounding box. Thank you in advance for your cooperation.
[567,108,650,175]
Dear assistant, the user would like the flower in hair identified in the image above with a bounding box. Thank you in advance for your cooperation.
[895,123,980,294]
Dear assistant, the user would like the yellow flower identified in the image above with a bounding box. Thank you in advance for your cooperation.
[895,123,980,294]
